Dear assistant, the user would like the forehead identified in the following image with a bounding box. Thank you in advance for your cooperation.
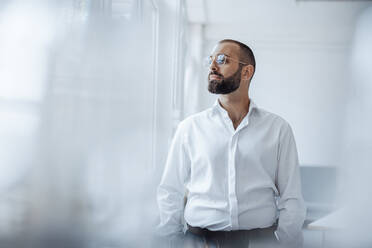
[211,42,240,58]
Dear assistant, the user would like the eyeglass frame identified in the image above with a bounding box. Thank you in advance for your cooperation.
[204,53,248,67]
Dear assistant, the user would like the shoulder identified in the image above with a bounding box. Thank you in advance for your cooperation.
[254,106,291,130]
[178,107,214,128]
[254,107,296,147]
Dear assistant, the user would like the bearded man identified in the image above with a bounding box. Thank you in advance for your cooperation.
[156,39,306,248]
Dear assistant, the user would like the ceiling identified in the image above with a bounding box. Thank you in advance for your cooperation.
[185,0,372,42]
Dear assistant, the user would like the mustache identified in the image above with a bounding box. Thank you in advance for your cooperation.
[209,72,223,77]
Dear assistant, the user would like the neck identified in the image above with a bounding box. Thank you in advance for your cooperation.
[218,93,250,124]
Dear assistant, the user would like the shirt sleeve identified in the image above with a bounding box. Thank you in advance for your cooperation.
[275,122,307,247]
[156,122,190,237]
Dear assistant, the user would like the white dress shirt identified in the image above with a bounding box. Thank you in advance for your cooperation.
[157,99,306,245]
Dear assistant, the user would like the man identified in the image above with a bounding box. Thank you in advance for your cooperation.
[156,39,306,247]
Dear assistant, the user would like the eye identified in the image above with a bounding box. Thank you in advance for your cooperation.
[216,54,226,64]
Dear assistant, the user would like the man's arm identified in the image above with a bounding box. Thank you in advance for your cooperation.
[275,122,307,247]
[156,122,190,238]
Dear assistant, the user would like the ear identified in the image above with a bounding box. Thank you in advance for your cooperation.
[243,65,254,80]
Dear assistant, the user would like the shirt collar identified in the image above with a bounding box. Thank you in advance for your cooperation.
[213,98,257,119]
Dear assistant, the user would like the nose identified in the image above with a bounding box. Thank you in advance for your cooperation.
[209,57,219,72]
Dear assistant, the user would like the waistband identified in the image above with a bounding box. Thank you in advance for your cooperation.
[186,223,278,239]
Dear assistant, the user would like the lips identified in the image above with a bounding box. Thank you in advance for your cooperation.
[209,74,222,80]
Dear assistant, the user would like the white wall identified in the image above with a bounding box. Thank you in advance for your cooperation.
[186,1,371,166]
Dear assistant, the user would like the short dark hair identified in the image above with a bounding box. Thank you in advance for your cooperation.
[218,39,256,70]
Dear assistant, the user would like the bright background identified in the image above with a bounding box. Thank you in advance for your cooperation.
[0,0,371,247]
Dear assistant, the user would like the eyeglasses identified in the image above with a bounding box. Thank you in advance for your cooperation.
[204,53,248,67]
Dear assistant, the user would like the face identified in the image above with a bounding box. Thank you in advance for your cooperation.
[207,42,243,95]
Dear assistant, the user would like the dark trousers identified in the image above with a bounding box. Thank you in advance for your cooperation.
[183,224,280,248]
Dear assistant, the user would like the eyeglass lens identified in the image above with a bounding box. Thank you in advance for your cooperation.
[206,54,226,66]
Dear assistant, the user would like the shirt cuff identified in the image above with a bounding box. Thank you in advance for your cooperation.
[274,230,280,241]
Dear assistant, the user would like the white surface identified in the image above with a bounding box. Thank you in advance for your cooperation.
[307,208,346,230]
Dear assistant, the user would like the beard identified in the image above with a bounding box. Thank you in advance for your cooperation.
[208,65,243,94]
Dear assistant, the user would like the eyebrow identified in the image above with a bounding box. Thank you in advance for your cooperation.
[221,53,239,60]
[211,53,232,58]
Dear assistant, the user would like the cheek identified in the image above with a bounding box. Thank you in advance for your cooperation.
[221,65,239,78]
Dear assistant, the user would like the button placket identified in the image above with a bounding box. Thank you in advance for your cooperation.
[227,133,239,229]
[224,115,235,134]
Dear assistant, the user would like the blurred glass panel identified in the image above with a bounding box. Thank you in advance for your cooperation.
[0,0,163,247]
